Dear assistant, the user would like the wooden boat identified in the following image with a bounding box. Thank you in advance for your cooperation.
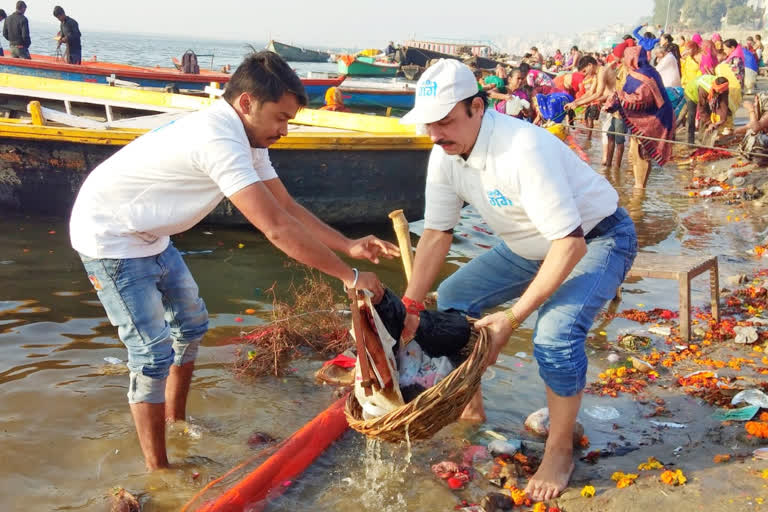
[0,54,346,103]
[0,101,432,225]
[267,40,330,63]
[339,81,414,109]
[396,45,502,70]
[337,55,399,77]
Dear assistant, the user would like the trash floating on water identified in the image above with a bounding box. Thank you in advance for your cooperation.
[583,405,621,421]
[712,405,760,422]
[650,420,686,429]
[247,431,276,447]
[487,439,522,456]
[514,352,527,358]
[648,326,672,336]
[618,334,652,351]
[734,326,759,344]
[732,389,768,409]
[103,357,123,365]
[629,356,654,373]
[607,352,620,364]
[524,407,584,443]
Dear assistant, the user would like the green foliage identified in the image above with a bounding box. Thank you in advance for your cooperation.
[653,0,763,30]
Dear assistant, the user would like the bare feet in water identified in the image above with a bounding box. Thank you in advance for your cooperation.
[459,390,486,423]
[524,446,575,502]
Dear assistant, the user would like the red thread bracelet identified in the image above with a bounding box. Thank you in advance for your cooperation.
[402,296,425,315]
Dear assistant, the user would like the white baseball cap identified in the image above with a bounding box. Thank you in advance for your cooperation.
[400,59,479,124]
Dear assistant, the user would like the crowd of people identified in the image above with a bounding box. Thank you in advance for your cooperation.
[0,2,81,64]
[470,24,765,185]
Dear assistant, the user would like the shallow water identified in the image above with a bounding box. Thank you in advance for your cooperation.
[0,128,766,511]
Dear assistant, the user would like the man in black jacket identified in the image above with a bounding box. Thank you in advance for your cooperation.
[3,1,31,59]
[53,6,81,64]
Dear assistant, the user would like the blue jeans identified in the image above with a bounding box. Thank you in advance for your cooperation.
[437,208,637,396]
[79,243,208,403]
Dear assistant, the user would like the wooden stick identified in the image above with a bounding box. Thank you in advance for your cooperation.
[388,209,414,282]
[348,288,374,396]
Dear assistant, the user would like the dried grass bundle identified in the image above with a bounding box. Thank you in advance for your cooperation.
[232,268,352,377]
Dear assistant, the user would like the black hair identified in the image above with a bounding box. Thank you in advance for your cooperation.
[461,90,488,117]
[223,51,308,107]
[724,38,738,49]
[662,34,673,43]
[0,9,6,18]
[571,45,579,51]
[623,34,635,41]
[53,5,65,16]
[519,62,531,77]
[577,55,597,70]
[644,31,654,39]
[531,46,538,52]
[523,52,532,59]
[15,1,25,10]
[714,76,728,86]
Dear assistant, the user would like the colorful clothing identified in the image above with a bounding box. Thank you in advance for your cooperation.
[724,45,746,87]
[535,92,574,122]
[609,46,674,166]
[665,86,686,119]
[680,55,702,88]
[700,41,718,75]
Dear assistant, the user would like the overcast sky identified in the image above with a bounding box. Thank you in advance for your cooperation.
[24,0,655,47]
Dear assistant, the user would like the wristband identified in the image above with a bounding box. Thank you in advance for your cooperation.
[402,296,425,315]
[504,308,521,330]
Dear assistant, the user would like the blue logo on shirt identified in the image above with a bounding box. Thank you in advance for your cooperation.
[487,189,513,207]
[418,80,438,97]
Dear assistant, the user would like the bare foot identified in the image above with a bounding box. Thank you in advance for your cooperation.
[459,390,486,423]
[524,447,575,501]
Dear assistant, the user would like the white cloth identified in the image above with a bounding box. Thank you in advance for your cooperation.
[70,101,277,259]
[655,52,682,88]
[423,110,618,260]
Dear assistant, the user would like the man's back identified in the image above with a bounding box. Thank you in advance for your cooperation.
[3,11,29,47]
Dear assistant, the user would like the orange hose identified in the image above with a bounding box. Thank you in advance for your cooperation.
[192,396,349,512]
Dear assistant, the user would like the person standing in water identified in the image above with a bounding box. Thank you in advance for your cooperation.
[69,51,398,471]
[399,59,636,501]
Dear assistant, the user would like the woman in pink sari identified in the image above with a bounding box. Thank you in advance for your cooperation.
[723,38,746,87]
[699,40,719,75]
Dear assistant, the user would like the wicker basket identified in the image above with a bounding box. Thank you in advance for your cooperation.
[344,325,489,443]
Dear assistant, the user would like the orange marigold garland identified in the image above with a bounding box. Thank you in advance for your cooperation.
[660,469,687,486]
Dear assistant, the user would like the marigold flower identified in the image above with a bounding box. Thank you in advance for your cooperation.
[580,485,596,498]
[660,469,687,485]
[532,503,547,512]
[508,486,528,506]
[579,435,590,448]
[746,421,768,438]
[713,454,730,463]
[760,412,768,422]
[637,456,664,471]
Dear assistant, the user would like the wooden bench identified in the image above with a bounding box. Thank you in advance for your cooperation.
[623,254,720,341]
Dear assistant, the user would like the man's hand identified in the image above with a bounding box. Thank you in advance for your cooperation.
[475,311,519,367]
[347,236,399,264]
[401,312,420,342]
[564,102,575,111]
[348,271,384,302]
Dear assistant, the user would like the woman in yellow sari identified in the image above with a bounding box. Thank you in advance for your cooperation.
[680,41,702,143]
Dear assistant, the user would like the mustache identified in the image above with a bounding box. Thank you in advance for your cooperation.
[435,140,455,147]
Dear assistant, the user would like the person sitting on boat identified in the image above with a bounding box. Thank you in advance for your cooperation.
[399,58,636,502]
[68,51,398,471]
[3,1,31,59]
[0,10,6,57]
[385,41,396,56]
[53,6,81,65]
[319,86,349,112]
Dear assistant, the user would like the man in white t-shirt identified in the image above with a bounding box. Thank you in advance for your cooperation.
[399,60,637,501]
[69,51,398,471]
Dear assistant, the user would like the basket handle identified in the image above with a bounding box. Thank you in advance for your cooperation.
[348,288,374,396]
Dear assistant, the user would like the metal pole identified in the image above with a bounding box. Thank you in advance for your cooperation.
[664,0,672,34]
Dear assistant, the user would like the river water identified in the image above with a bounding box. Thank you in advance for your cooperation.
[1,127,766,510]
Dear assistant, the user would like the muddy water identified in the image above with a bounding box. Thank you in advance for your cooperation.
[0,133,766,511]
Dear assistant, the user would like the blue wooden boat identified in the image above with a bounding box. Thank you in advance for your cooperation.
[339,85,414,109]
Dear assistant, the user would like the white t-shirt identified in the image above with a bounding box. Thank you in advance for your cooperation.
[424,110,618,261]
[70,101,277,259]
[655,52,682,88]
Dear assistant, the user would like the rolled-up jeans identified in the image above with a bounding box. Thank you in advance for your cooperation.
[79,243,208,403]
[436,208,637,397]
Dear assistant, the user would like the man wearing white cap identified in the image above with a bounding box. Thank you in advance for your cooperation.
[399,59,637,501]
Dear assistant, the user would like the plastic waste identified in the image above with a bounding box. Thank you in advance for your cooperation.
[524,407,585,442]
[607,352,620,364]
[712,405,759,422]
[583,405,621,421]
[487,439,522,456]
[618,335,652,351]
[753,447,768,460]
[650,420,686,429]
[514,352,528,358]
[648,326,672,336]
[734,326,759,344]
[629,356,654,373]
[732,389,768,409]
[103,357,123,365]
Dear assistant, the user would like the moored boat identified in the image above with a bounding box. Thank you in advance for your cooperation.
[0,104,431,225]
[0,54,345,103]
[337,55,399,77]
[339,81,415,109]
[267,40,330,62]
